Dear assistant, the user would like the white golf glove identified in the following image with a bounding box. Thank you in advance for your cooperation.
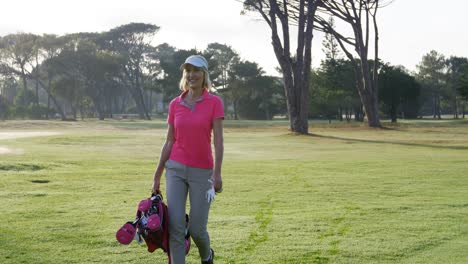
[206,179,215,203]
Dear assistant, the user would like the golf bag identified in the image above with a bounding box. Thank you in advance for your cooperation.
[116,193,191,263]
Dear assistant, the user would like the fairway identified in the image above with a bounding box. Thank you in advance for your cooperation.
[1,119,467,264]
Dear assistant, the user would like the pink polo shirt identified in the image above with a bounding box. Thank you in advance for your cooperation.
[168,89,224,169]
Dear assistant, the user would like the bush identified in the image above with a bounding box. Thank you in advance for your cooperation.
[4,103,52,119]
[0,96,12,120]
[13,105,28,119]
[28,103,50,119]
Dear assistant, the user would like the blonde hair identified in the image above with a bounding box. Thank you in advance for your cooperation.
[179,66,212,91]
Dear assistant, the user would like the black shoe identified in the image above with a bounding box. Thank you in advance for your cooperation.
[201,248,214,264]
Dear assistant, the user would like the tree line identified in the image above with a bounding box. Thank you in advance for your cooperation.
[311,29,468,123]
[0,23,285,121]
[1,2,468,126]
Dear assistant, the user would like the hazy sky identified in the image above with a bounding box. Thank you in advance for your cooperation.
[1,0,467,75]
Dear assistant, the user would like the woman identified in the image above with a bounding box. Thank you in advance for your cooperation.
[152,55,224,264]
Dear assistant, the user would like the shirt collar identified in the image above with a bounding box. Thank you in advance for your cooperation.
[177,89,209,102]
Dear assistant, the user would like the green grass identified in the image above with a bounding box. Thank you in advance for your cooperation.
[1,119,467,263]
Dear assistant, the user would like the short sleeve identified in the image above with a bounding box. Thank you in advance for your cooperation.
[213,97,225,120]
[167,100,175,124]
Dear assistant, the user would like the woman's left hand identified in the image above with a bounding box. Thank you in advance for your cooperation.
[212,173,223,193]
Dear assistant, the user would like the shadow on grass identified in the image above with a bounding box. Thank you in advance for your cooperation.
[30,180,50,184]
[0,163,46,171]
[307,133,468,151]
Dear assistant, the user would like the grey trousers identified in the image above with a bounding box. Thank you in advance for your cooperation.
[165,159,212,264]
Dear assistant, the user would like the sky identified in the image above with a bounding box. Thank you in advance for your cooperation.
[1,0,467,76]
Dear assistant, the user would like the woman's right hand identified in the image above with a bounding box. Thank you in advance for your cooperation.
[151,177,160,194]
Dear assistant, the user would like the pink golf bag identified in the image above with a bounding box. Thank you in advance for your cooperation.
[116,193,191,263]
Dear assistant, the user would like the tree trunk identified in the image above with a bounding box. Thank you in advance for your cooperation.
[355,104,364,122]
[35,80,39,106]
[119,95,127,114]
[72,105,77,120]
[47,93,50,119]
[433,93,441,119]
[35,53,40,106]
[351,61,379,125]
[437,95,442,119]
[21,67,28,106]
[135,69,151,120]
[105,88,113,119]
[41,73,66,120]
[462,102,465,118]
[149,90,153,115]
[358,84,380,126]
[47,78,51,119]
[288,79,310,134]
[358,57,381,127]
[390,103,397,123]
[264,97,271,120]
[78,105,83,120]
[91,93,105,121]
[129,86,148,119]
[123,69,151,120]
[281,71,309,134]
[233,99,238,120]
